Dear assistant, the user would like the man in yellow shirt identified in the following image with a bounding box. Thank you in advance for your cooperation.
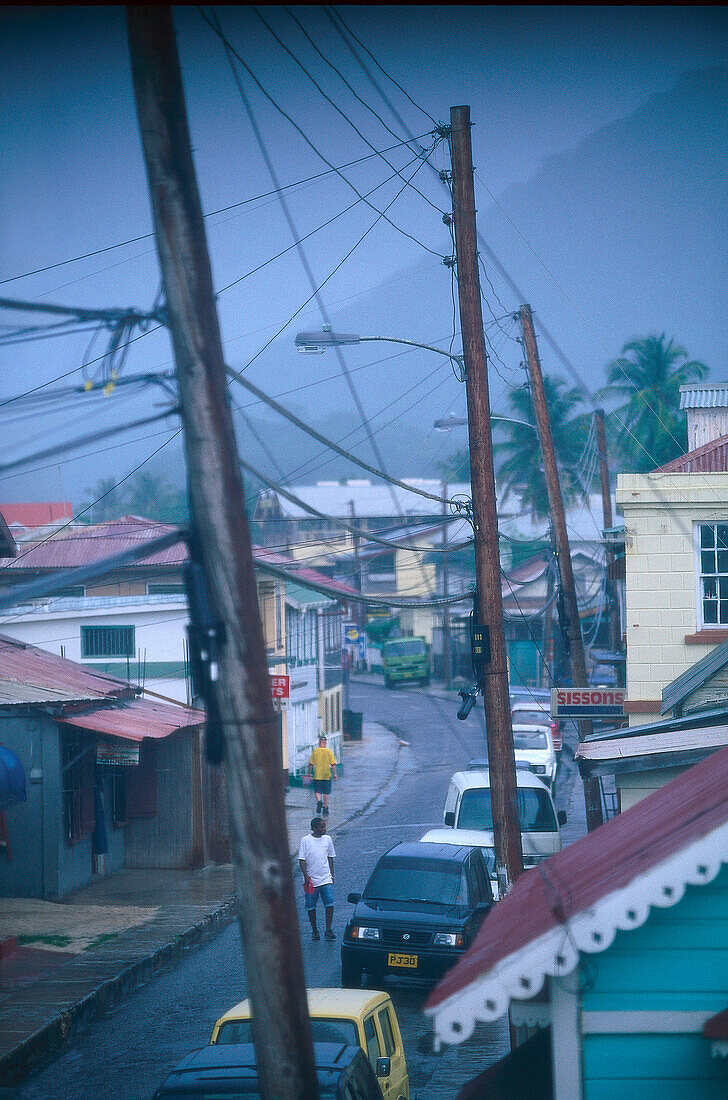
[307,734,337,816]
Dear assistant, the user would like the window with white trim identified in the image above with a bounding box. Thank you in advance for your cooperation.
[698,523,728,626]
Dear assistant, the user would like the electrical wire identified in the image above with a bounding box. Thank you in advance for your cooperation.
[198,6,444,259]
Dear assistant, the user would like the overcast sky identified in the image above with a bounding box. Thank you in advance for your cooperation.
[2,5,727,505]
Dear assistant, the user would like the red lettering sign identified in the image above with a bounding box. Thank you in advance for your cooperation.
[270,675,290,699]
[550,687,626,717]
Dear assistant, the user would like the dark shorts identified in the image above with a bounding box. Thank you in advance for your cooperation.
[313,779,332,795]
[305,882,334,911]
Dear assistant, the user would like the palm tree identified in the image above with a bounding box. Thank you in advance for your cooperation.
[599,334,707,471]
[494,376,592,518]
[82,477,123,522]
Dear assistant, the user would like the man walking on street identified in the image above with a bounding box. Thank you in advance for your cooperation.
[298,816,336,941]
[308,733,337,816]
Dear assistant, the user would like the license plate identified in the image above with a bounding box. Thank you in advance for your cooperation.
[388,952,418,968]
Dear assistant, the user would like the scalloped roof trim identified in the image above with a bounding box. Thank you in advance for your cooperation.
[427,819,728,1049]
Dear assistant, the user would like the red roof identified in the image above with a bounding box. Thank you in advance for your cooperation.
[427,744,728,1016]
[1,517,186,571]
[0,633,132,702]
[62,696,204,741]
[0,502,73,528]
[1,518,357,602]
[655,433,728,473]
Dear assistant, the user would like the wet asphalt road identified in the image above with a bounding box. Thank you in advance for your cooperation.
[16,682,584,1099]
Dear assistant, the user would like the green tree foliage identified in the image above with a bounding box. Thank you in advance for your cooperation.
[437,447,471,483]
[81,473,189,524]
[599,334,708,471]
[494,377,592,518]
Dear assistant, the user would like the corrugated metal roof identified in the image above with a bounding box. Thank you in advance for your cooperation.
[62,696,204,741]
[0,518,187,572]
[257,481,471,520]
[662,637,728,714]
[427,743,728,1023]
[680,384,728,410]
[0,634,132,704]
[576,723,728,764]
[655,433,728,473]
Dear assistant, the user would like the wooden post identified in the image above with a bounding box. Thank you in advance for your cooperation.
[519,304,603,831]
[595,408,622,658]
[126,9,319,1098]
[450,106,523,887]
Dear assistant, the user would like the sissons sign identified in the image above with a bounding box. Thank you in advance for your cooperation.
[551,687,626,719]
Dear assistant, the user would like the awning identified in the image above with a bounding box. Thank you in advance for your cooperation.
[0,745,26,810]
[61,696,205,742]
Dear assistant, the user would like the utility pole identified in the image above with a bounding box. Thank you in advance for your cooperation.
[449,106,523,887]
[441,482,453,691]
[126,10,319,1099]
[519,304,604,831]
[595,408,622,659]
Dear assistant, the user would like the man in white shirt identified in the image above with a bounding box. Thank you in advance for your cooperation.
[298,816,336,941]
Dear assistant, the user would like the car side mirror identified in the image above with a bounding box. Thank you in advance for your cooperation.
[558,810,567,826]
[375,1057,391,1078]
[444,811,455,827]
[347,892,361,904]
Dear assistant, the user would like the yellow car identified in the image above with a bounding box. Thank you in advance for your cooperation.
[210,987,410,1100]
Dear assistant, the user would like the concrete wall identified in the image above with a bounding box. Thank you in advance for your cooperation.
[616,471,728,722]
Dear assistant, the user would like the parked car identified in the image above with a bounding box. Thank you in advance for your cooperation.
[419,827,500,899]
[341,841,493,989]
[381,637,430,688]
[510,698,563,753]
[442,769,566,870]
[152,1042,383,1098]
[210,988,409,1100]
[511,723,557,787]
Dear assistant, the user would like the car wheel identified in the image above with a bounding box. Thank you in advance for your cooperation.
[341,959,362,988]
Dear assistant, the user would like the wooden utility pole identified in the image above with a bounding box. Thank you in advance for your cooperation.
[126,10,319,1099]
[595,408,622,658]
[441,483,453,690]
[449,106,523,887]
[519,304,604,831]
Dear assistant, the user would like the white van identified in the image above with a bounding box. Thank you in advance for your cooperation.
[440,769,566,870]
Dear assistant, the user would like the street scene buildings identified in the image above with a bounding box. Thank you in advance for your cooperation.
[1,6,726,1099]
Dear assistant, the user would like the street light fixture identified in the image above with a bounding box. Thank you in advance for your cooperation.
[295,327,465,378]
[434,413,539,433]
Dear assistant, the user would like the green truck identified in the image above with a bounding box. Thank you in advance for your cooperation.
[382,637,430,689]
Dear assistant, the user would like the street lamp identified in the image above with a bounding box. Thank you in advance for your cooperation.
[295,327,465,378]
[434,413,539,433]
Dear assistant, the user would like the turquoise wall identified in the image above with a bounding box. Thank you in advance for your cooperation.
[581,863,728,1098]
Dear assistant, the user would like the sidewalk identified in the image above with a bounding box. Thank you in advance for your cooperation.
[0,721,406,1088]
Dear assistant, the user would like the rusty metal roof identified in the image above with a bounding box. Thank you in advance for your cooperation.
[655,433,728,473]
[62,696,204,741]
[0,517,187,572]
[0,634,132,704]
[426,744,728,1043]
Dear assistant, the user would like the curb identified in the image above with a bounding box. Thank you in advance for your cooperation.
[0,896,237,1087]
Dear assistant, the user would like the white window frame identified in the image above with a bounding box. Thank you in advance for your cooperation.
[696,521,728,629]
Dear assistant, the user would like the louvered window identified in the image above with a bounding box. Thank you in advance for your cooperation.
[81,625,135,658]
[698,523,728,626]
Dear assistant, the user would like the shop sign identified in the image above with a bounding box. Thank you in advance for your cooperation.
[96,740,140,766]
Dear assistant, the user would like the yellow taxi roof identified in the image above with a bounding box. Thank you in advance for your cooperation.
[215,987,390,1024]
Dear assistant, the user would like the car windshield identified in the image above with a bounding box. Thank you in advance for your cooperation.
[217,1018,359,1048]
[513,730,548,750]
[384,639,426,657]
[512,709,549,726]
[365,858,469,905]
[458,788,558,832]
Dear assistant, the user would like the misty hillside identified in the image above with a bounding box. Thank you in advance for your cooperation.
[316,64,727,414]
